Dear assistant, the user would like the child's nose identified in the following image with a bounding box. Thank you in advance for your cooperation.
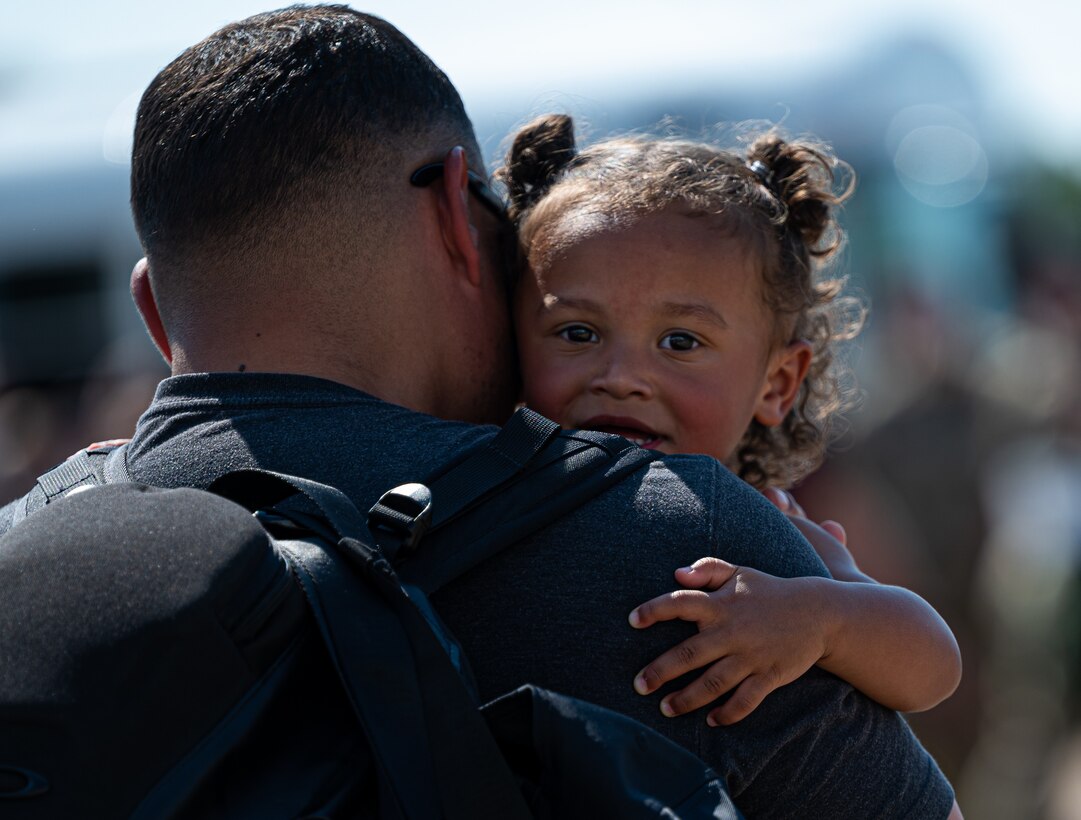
[589,349,653,400]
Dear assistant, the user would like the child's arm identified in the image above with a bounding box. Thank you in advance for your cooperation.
[628,515,961,725]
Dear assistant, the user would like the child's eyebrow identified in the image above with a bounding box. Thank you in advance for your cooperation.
[661,301,729,330]
[538,295,603,314]
[537,295,728,330]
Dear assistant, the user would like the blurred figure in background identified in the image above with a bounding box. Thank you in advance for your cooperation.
[959,173,1081,820]
[798,167,1081,819]
[0,341,163,504]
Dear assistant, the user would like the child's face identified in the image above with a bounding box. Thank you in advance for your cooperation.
[515,209,810,463]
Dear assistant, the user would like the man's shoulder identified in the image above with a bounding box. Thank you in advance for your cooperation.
[716,668,955,819]
[563,451,831,580]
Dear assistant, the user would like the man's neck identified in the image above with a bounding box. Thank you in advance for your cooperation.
[168,325,446,419]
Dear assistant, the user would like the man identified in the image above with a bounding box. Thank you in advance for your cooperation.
[2,6,959,817]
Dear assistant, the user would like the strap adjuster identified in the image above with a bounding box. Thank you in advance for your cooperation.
[368,483,433,556]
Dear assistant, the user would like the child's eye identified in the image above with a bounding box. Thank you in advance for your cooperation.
[660,332,700,352]
[559,325,599,344]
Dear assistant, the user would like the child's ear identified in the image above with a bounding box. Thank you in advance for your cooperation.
[753,340,813,427]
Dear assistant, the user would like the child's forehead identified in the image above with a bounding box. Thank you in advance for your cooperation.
[528,209,768,316]
[535,206,760,274]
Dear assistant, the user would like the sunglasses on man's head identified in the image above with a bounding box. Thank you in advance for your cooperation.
[409,162,508,223]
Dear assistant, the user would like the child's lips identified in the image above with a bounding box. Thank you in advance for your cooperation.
[579,416,664,449]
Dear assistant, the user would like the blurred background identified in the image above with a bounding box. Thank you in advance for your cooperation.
[2,1,1078,816]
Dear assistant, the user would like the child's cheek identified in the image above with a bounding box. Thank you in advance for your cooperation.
[519,367,559,422]
[519,356,572,426]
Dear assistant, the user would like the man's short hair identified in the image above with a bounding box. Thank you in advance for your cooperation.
[130,4,476,258]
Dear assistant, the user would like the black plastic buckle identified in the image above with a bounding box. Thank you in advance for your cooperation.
[367,482,433,556]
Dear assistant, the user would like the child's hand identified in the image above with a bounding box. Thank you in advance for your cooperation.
[628,558,834,726]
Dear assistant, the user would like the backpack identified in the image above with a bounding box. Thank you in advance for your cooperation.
[0,408,743,819]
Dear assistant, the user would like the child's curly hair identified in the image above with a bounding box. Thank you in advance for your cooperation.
[496,114,864,489]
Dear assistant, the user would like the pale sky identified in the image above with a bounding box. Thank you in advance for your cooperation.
[2,0,1078,172]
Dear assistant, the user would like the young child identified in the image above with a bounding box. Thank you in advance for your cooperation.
[496,114,962,727]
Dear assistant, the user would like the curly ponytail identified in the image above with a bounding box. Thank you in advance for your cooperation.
[497,114,578,223]
[734,133,861,489]
[746,134,846,264]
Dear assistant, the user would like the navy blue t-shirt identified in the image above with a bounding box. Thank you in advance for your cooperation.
[0,372,954,818]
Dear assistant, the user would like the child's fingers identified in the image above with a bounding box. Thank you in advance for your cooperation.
[654,656,748,717]
[782,491,806,518]
[633,631,731,696]
[628,589,712,629]
[820,520,847,545]
[674,557,740,590]
[86,438,131,451]
[762,487,806,519]
[706,673,776,726]
[762,487,789,512]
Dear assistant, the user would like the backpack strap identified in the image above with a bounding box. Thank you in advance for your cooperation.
[209,469,468,673]
[368,407,562,561]
[393,415,659,594]
[101,442,133,483]
[422,406,563,517]
[289,537,531,820]
[209,469,369,543]
[213,472,532,820]
[10,442,130,526]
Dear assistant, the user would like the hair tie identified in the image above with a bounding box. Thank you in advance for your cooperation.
[747,160,774,187]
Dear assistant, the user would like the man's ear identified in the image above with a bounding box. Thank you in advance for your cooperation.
[130,258,173,365]
[754,340,813,427]
[434,145,483,288]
